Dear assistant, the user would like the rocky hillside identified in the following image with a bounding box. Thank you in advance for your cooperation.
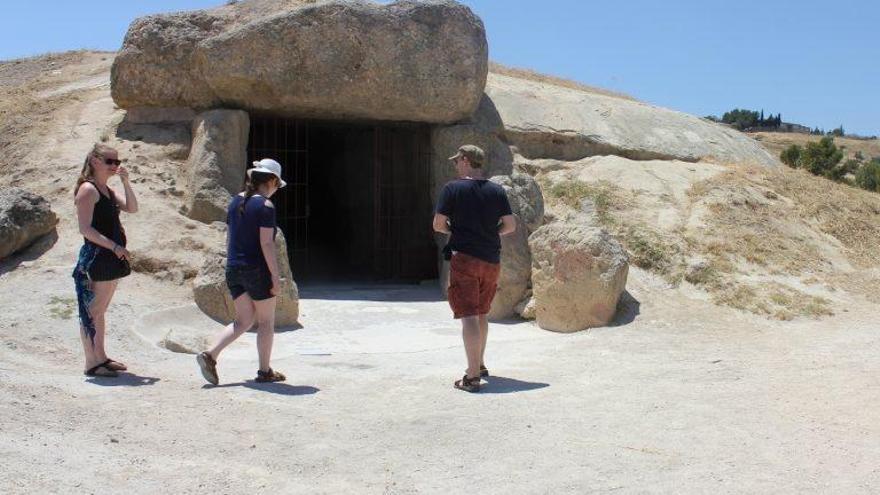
[2,50,879,323]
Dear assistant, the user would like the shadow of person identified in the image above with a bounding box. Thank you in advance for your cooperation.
[202,382,320,396]
[86,372,160,387]
[479,375,549,394]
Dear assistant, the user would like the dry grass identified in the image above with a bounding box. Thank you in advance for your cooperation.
[489,61,639,102]
[710,280,833,321]
[539,164,880,319]
[770,167,880,268]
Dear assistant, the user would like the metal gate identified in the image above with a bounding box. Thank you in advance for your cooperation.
[247,116,436,282]
[247,117,309,277]
[373,126,435,281]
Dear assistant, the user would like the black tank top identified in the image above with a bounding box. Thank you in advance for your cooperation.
[84,182,126,247]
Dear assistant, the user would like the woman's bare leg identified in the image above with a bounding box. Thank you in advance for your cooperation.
[81,280,118,370]
[253,297,277,372]
[207,293,256,360]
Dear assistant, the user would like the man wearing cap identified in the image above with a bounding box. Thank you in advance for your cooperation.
[433,145,516,392]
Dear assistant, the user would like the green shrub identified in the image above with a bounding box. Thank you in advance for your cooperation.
[799,136,844,180]
[855,161,880,192]
[780,145,801,167]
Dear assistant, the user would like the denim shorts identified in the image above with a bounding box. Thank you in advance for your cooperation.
[225,264,273,301]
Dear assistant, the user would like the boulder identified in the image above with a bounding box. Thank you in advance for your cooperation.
[484,172,544,319]
[431,95,513,201]
[486,214,530,320]
[529,215,629,332]
[490,171,544,233]
[486,72,779,167]
[0,188,58,259]
[184,109,249,223]
[112,0,488,124]
[193,232,299,326]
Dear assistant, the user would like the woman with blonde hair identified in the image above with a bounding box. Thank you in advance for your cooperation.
[72,143,138,377]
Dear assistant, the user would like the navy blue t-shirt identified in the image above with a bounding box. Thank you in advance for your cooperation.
[226,194,277,268]
[435,178,513,264]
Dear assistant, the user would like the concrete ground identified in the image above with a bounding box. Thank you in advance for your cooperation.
[2,267,879,494]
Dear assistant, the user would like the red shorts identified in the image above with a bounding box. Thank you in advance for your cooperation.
[448,252,501,319]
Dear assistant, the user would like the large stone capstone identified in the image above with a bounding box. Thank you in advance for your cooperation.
[112,0,488,124]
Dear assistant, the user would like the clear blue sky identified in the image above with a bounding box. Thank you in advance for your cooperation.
[2,0,877,136]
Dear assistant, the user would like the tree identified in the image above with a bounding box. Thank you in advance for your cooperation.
[722,108,760,130]
[799,136,844,179]
[829,125,845,137]
[780,145,801,167]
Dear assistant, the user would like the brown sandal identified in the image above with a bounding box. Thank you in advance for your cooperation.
[197,352,219,385]
[255,368,286,383]
[454,374,481,393]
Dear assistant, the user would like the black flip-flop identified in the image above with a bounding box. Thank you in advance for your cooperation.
[85,361,118,377]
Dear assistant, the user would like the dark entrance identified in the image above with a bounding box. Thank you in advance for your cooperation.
[247,116,437,284]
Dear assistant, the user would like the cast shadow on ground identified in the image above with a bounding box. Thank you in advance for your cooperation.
[299,284,444,303]
[86,372,160,387]
[610,290,640,327]
[479,376,549,394]
[0,230,58,277]
[203,382,320,396]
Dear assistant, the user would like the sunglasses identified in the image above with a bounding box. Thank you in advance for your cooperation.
[102,158,122,166]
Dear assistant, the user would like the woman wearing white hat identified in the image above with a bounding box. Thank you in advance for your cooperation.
[197,158,288,385]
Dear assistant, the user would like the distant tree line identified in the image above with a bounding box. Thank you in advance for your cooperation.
[705,108,782,131]
[780,136,880,193]
[706,110,878,140]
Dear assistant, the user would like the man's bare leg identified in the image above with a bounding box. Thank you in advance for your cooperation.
[461,315,482,379]
[478,314,489,368]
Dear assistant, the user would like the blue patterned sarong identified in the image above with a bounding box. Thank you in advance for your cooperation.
[72,243,100,343]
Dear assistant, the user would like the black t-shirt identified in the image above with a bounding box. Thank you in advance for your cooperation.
[435,178,513,264]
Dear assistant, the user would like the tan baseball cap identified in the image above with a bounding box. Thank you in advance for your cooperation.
[448,144,485,167]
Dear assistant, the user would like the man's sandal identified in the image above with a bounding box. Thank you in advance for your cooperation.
[255,368,286,383]
[454,374,481,393]
[84,361,118,378]
[465,366,490,378]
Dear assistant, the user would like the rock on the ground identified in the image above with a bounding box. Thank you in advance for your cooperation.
[514,293,536,320]
[0,188,58,259]
[193,233,299,326]
[529,215,629,332]
[487,215,530,320]
[184,109,249,223]
[486,72,778,167]
[491,171,544,233]
[431,95,514,200]
[112,0,487,124]
[485,172,544,319]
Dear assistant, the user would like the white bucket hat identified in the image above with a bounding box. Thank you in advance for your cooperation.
[248,158,287,188]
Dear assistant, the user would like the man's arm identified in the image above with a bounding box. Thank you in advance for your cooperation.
[498,214,516,236]
[432,213,451,234]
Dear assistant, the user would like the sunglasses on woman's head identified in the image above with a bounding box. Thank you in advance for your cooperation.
[102,158,122,166]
